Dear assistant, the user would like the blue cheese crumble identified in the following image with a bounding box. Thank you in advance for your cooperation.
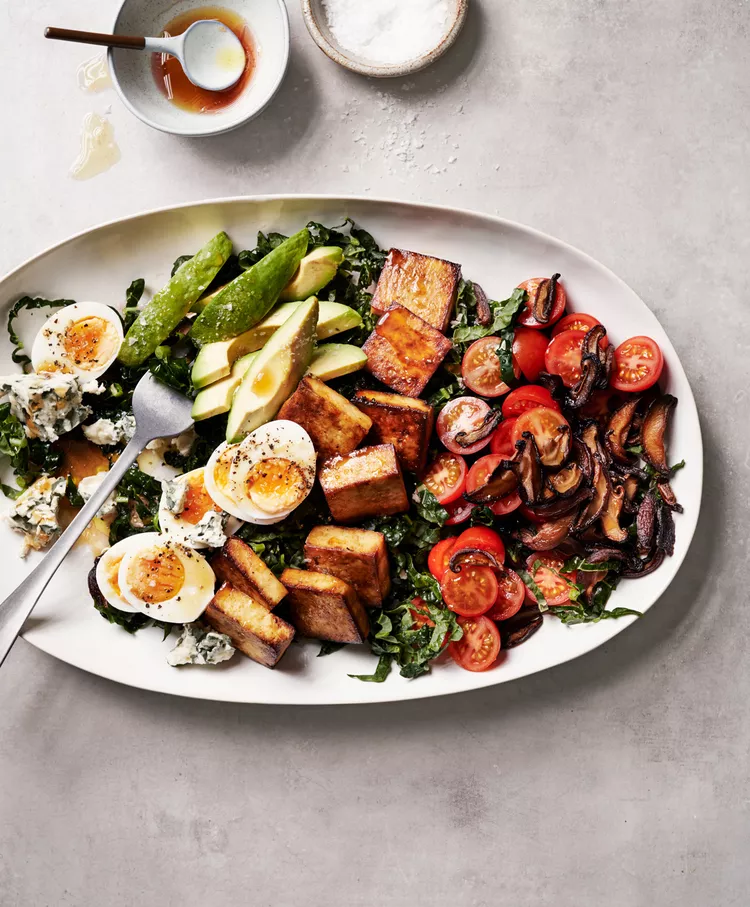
[83,414,136,447]
[0,373,91,443]
[167,623,235,666]
[7,475,67,556]
[189,511,228,548]
[163,478,188,514]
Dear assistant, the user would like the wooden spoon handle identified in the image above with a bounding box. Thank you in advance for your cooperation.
[44,27,146,49]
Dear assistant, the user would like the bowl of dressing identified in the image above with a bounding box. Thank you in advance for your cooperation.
[109,0,290,136]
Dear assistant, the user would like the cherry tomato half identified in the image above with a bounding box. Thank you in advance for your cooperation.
[462,336,514,398]
[490,418,518,458]
[449,615,502,672]
[455,526,506,565]
[428,538,458,582]
[544,329,586,388]
[512,406,571,467]
[422,452,467,505]
[512,327,550,382]
[444,497,475,526]
[486,568,525,621]
[516,277,567,329]
[442,565,499,617]
[491,490,522,516]
[437,396,494,456]
[525,551,576,607]
[552,312,601,337]
[501,385,560,419]
[610,335,664,393]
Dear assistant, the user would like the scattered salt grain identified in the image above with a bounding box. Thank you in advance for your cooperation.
[322,0,454,66]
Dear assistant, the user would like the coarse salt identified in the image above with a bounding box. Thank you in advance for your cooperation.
[322,0,454,66]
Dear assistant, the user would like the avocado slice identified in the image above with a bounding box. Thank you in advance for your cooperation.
[308,344,368,381]
[118,232,233,367]
[226,297,319,442]
[192,352,258,422]
[190,229,309,345]
[191,299,363,388]
[280,246,344,302]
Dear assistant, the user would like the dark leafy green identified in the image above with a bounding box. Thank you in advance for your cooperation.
[7,296,72,370]
[318,641,345,657]
[553,576,641,625]
[349,653,393,682]
[237,519,309,575]
[126,278,145,307]
[0,403,61,495]
[413,487,449,526]
[66,476,85,508]
[451,286,526,350]
[109,466,162,545]
[149,347,195,397]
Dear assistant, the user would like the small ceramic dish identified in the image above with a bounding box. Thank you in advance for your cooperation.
[301,0,468,78]
[109,0,290,137]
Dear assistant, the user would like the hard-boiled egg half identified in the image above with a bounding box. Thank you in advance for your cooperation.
[96,531,215,623]
[205,421,316,525]
[158,467,241,549]
[32,301,123,380]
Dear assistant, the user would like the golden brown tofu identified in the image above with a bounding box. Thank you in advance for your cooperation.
[212,537,287,610]
[371,248,461,331]
[318,443,409,523]
[304,525,391,608]
[277,375,372,461]
[281,568,369,643]
[362,305,453,398]
[353,389,434,473]
[204,583,295,667]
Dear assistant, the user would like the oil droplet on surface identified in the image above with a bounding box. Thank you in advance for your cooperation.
[70,113,121,181]
[77,53,112,92]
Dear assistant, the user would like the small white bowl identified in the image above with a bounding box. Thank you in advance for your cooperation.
[109,0,290,137]
[301,0,468,78]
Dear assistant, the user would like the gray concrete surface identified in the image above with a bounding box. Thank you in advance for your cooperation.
[0,1,748,904]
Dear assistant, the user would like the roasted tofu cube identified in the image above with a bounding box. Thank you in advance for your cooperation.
[204,583,295,667]
[304,525,391,607]
[362,305,453,398]
[277,375,372,461]
[281,568,369,643]
[318,443,409,523]
[371,248,461,331]
[212,537,287,609]
[353,389,434,473]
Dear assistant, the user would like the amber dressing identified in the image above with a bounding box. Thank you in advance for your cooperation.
[151,6,256,113]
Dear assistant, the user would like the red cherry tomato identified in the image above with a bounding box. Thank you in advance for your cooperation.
[552,312,601,337]
[525,551,576,607]
[519,503,547,524]
[461,336,514,398]
[516,277,567,329]
[544,329,586,388]
[490,418,518,458]
[428,538,458,582]
[465,454,521,516]
[512,406,571,467]
[444,497,474,526]
[455,526,506,565]
[441,565,499,617]
[422,452,467,505]
[449,615,502,672]
[512,327,549,381]
[437,396,494,456]
[491,490,522,516]
[486,568,525,621]
[610,336,664,393]
[501,385,560,419]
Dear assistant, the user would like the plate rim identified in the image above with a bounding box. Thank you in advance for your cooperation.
[1,194,704,705]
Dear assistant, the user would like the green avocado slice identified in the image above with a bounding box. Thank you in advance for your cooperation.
[308,344,368,381]
[192,352,258,421]
[280,246,344,302]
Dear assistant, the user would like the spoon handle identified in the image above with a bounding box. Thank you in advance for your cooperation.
[0,435,146,669]
[44,26,146,50]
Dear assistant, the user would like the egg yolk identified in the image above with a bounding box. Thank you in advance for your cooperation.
[61,316,119,370]
[105,554,126,597]
[245,457,306,514]
[181,474,221,525]
[125,547,185,604]
[214,447,237,493]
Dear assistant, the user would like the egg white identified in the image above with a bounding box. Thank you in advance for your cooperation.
[158,467,241,548]
[95,533,152,613]
[31,301,123,380]
[117,535,216,623]
[204,442,287,524]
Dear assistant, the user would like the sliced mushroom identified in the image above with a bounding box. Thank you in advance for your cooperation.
[641,394,677,476]
[455,408,503,449]
[565,354,601,409]
[584,547,631,565]
[605,397,640,464]
[531,273,561,324]
[597,343,614,389]
[619,474,640,513]
[499,609,544,648]
[473,282,492,326]
[464,462,518,504]
[573,455,610,532]
[600,484,627,543]
[515,434,545,504]
[449,547,503,573]
[572,436,594,482]
[536,371,566,404]
[636,493,657,552]
[657,479,683,513]
[547,462,583,497]
[517,513,576,550]
[656,502,676,556]
[536,420,571,468]
[580,422,608,461]
[525,484,593,520]
[622,548,665,578]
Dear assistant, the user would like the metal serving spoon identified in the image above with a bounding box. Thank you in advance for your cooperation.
[0,373,195,668]
[45,21,246,92]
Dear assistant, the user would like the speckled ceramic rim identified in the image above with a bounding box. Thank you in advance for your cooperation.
[108,0,290,137]
[301,0,468,78]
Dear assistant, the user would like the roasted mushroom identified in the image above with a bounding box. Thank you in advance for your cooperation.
[515,434,545,503]
[517,513,576,551]
[622,549,665,578]
[499,609,544,648]
[600,484,627,543]
[605,397,640,464]
[573,454,610,532]
[657,479,683,513]
[525,484,593,520]
[636,493,657,552]
[473,282,492,326]
[641,394,677,476]
[455,409,503,449]
[547,462,583,497]
[449,547,503,573]
[655,501,676,556]
[463,461,518,504]
[530,273,560,324]
[572,436,594,482]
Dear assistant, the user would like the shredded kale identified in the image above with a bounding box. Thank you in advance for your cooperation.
[237,232,289,269]
[149,346,195,397]
[469,505,497,527]
[451,286,526,350]
[495,327,516,386]
[109,466,162,545]
[65,476,85,508]
[426,372,465,410]
[237,519,309,575]
[413,487,449,526]
[562,555,623,574]
[93,598,172,638]
[318,641,345,657]
[171,254,193,277]
[7,295,72,370]
[518,567,548,612]
[553,575,641,625]
[349,653,393,682]
[125,278,145,307]
[0,403,61,495]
